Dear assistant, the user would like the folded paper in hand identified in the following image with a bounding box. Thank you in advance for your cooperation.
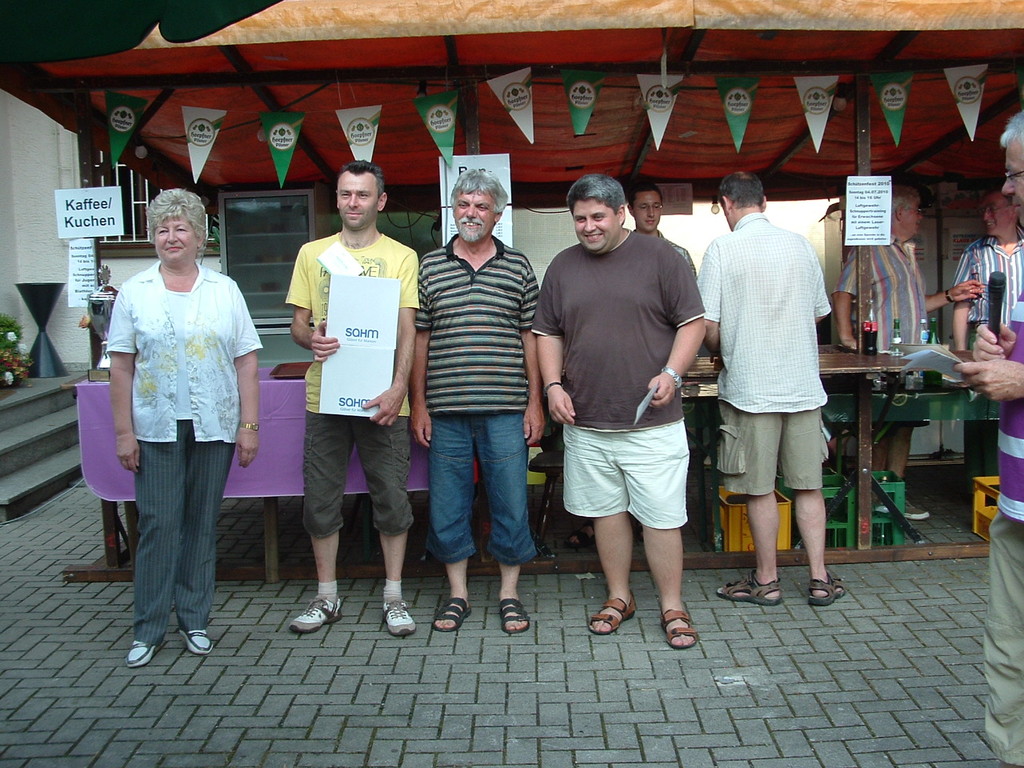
[316,241,363,276]
[897,343,963,382]
[634,385,657,425]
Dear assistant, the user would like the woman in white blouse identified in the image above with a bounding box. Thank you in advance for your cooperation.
[108,189,261,669]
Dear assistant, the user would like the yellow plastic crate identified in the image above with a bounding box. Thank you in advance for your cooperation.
[973,476,1000,542]
[719,488,792,552]
[526,447,546,485]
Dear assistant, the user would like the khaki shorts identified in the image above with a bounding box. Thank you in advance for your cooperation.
[717,402,827,496]
[985,512,1024,765]
[562,420,689,529]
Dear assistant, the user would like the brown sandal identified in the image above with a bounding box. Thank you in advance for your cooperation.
[661,609,699,650]
[588,594,636,635]
[808,572,846,606]
[716,570,782,606]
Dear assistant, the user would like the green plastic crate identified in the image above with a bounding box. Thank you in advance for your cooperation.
[780,471,905,547]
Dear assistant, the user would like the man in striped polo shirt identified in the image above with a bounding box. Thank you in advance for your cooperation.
[411,169,543,635]
[833,186,981,497]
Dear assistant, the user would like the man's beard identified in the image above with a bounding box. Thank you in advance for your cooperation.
[457,217,486,243]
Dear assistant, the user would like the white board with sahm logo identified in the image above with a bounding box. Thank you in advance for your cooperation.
[319,274,400,417]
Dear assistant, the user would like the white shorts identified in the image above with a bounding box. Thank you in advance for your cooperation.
[562,420,689,529]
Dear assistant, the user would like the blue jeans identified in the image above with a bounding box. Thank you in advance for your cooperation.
[426,413,536,566]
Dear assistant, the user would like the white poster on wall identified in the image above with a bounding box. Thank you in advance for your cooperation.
[844,176,892,246]
[67,239,96,308]
[439,154,513,246]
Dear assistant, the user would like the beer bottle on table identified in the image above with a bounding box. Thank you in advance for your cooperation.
[889,317,902,357]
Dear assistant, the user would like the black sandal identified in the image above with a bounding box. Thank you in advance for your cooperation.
[498,598,531,635]
[432,597,471,632]
[563,525,594,549]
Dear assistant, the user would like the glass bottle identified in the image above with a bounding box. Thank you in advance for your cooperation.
[924,318,942,386]
[889,317,902,357]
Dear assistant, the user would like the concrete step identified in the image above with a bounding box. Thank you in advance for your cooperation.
[0,404,79,478]
[0,375,80,433]
[0,447,82,521]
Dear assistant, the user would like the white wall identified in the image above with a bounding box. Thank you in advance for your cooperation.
[511,197,836,284]
[0,93,88,369]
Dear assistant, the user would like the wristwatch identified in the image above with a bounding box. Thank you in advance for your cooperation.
[661,366,683,389]
[543,381,563,397]
[240,422,260,431]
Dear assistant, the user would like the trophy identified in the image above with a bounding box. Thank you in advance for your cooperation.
[87,265,118,381]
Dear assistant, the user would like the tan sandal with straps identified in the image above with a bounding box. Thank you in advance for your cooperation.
[588,594,636,635]
[808,572,846,606]
[716,569,783,606]
[661,609,699,650]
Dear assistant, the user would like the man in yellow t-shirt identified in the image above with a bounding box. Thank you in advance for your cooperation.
[285,161,419,637]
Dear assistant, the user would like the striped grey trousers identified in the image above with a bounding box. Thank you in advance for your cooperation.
[133,420,234,645]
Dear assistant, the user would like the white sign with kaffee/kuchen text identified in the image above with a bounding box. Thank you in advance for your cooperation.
[318,273,400,417]
[54,186,125,239]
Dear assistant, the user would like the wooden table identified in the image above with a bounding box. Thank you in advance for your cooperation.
[687,348,945,549]
[71,370,429,582]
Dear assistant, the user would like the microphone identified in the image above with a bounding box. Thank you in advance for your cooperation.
[989,271,1007,336]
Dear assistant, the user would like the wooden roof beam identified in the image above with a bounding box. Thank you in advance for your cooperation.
[22,57,1024,93]
[218,45,336,182]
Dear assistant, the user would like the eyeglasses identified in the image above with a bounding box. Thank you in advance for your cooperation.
[634,203,663,212]
[1005,169,1024,182]
[978,204,1014,216]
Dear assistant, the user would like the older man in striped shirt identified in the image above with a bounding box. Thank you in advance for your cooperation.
[951,190,1023,351]
[411,169,543,635]
[833,186,981,488]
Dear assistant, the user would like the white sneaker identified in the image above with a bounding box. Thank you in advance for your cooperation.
[126,641,156,668]
[383,600,416,637]
[903,505,930,521]
[289,597,342,634]
[179,630,213,656]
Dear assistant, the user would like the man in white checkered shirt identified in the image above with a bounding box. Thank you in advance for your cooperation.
[698,171,845,609]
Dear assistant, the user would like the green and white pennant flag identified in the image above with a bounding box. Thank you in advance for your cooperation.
[561,70,605,136]
[716,77,758,152]
[181,106,226,183]
[945,64,987,141]
[336,106,381,162]
[105,91,148,166]
[486,68,534,144]
[637,74,683,151]
[793,76,838,153]
[260,111,305,188]
[871,73,913,146]
[415,91,459,166]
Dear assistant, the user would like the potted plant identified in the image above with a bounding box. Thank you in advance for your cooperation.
[0,313,32,387]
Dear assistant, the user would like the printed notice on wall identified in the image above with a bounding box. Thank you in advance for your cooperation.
[67,239,96,308]
[844,176,892,246]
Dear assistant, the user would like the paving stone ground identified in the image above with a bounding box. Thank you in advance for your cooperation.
[0,476,994,768]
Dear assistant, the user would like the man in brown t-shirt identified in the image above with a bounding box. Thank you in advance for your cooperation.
[533,173,705,650]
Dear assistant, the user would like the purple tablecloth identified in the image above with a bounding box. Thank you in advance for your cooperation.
[76,368,429,502]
